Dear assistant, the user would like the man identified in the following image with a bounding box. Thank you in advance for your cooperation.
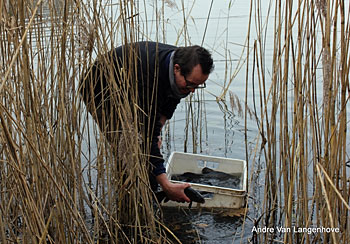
[80,41,214,203]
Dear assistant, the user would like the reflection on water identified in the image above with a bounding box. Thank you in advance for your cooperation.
[163,99,255,159]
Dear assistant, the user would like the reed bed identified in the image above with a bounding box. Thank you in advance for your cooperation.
[2,0,349,243]
[0,0,175,243]
[242,0,350,243]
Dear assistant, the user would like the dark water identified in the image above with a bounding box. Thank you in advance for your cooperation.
[162,207,244,244]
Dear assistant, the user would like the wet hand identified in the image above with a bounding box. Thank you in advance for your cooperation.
[163,182,191,203]
[156,173,191,202]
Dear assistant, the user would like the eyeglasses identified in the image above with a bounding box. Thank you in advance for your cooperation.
[184,76,206,89]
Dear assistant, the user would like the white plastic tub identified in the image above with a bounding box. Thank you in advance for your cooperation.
[162,152,247,209]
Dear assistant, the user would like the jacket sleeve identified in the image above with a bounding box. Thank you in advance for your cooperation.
[150,97,181,176]
[149,113,166,176]
[158,96,181,120]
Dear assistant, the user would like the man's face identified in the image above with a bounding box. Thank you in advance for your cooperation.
[174,64,209,94]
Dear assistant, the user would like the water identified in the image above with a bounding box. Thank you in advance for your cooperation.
[162,207,244,244]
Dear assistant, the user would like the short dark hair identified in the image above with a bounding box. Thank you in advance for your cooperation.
[173,45,214,76]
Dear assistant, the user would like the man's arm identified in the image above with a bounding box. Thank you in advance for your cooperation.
[156,114,190,203]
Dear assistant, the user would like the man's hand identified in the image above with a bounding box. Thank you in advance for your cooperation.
[159,115,167,127]
[157,135,162,149]
[156,173,191,202]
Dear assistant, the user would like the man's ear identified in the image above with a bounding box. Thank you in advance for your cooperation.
[174,64,180,73]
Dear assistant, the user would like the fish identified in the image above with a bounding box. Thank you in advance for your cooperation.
[201,167,238,180]
[171,172,204,182]
[171,167,241,189]
[155,187,205,209]
[184,187,205,208]
[201,167,241,188]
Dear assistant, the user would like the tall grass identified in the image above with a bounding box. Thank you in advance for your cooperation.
[244,0,350,243]
[2,0,348,243]
[0,0,173,242]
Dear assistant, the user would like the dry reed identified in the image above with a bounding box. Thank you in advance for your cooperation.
[2,0,348,243]
[242,0,350,243]
[0,0,173,242]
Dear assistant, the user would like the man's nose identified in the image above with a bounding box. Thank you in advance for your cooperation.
[190,88,195,93]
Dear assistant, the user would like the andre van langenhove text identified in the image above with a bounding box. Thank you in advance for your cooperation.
[252,226,340,235]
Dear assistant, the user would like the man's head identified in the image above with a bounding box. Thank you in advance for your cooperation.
[173,45,214,94]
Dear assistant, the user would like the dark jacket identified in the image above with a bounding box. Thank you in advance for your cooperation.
[80,41,181,190]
